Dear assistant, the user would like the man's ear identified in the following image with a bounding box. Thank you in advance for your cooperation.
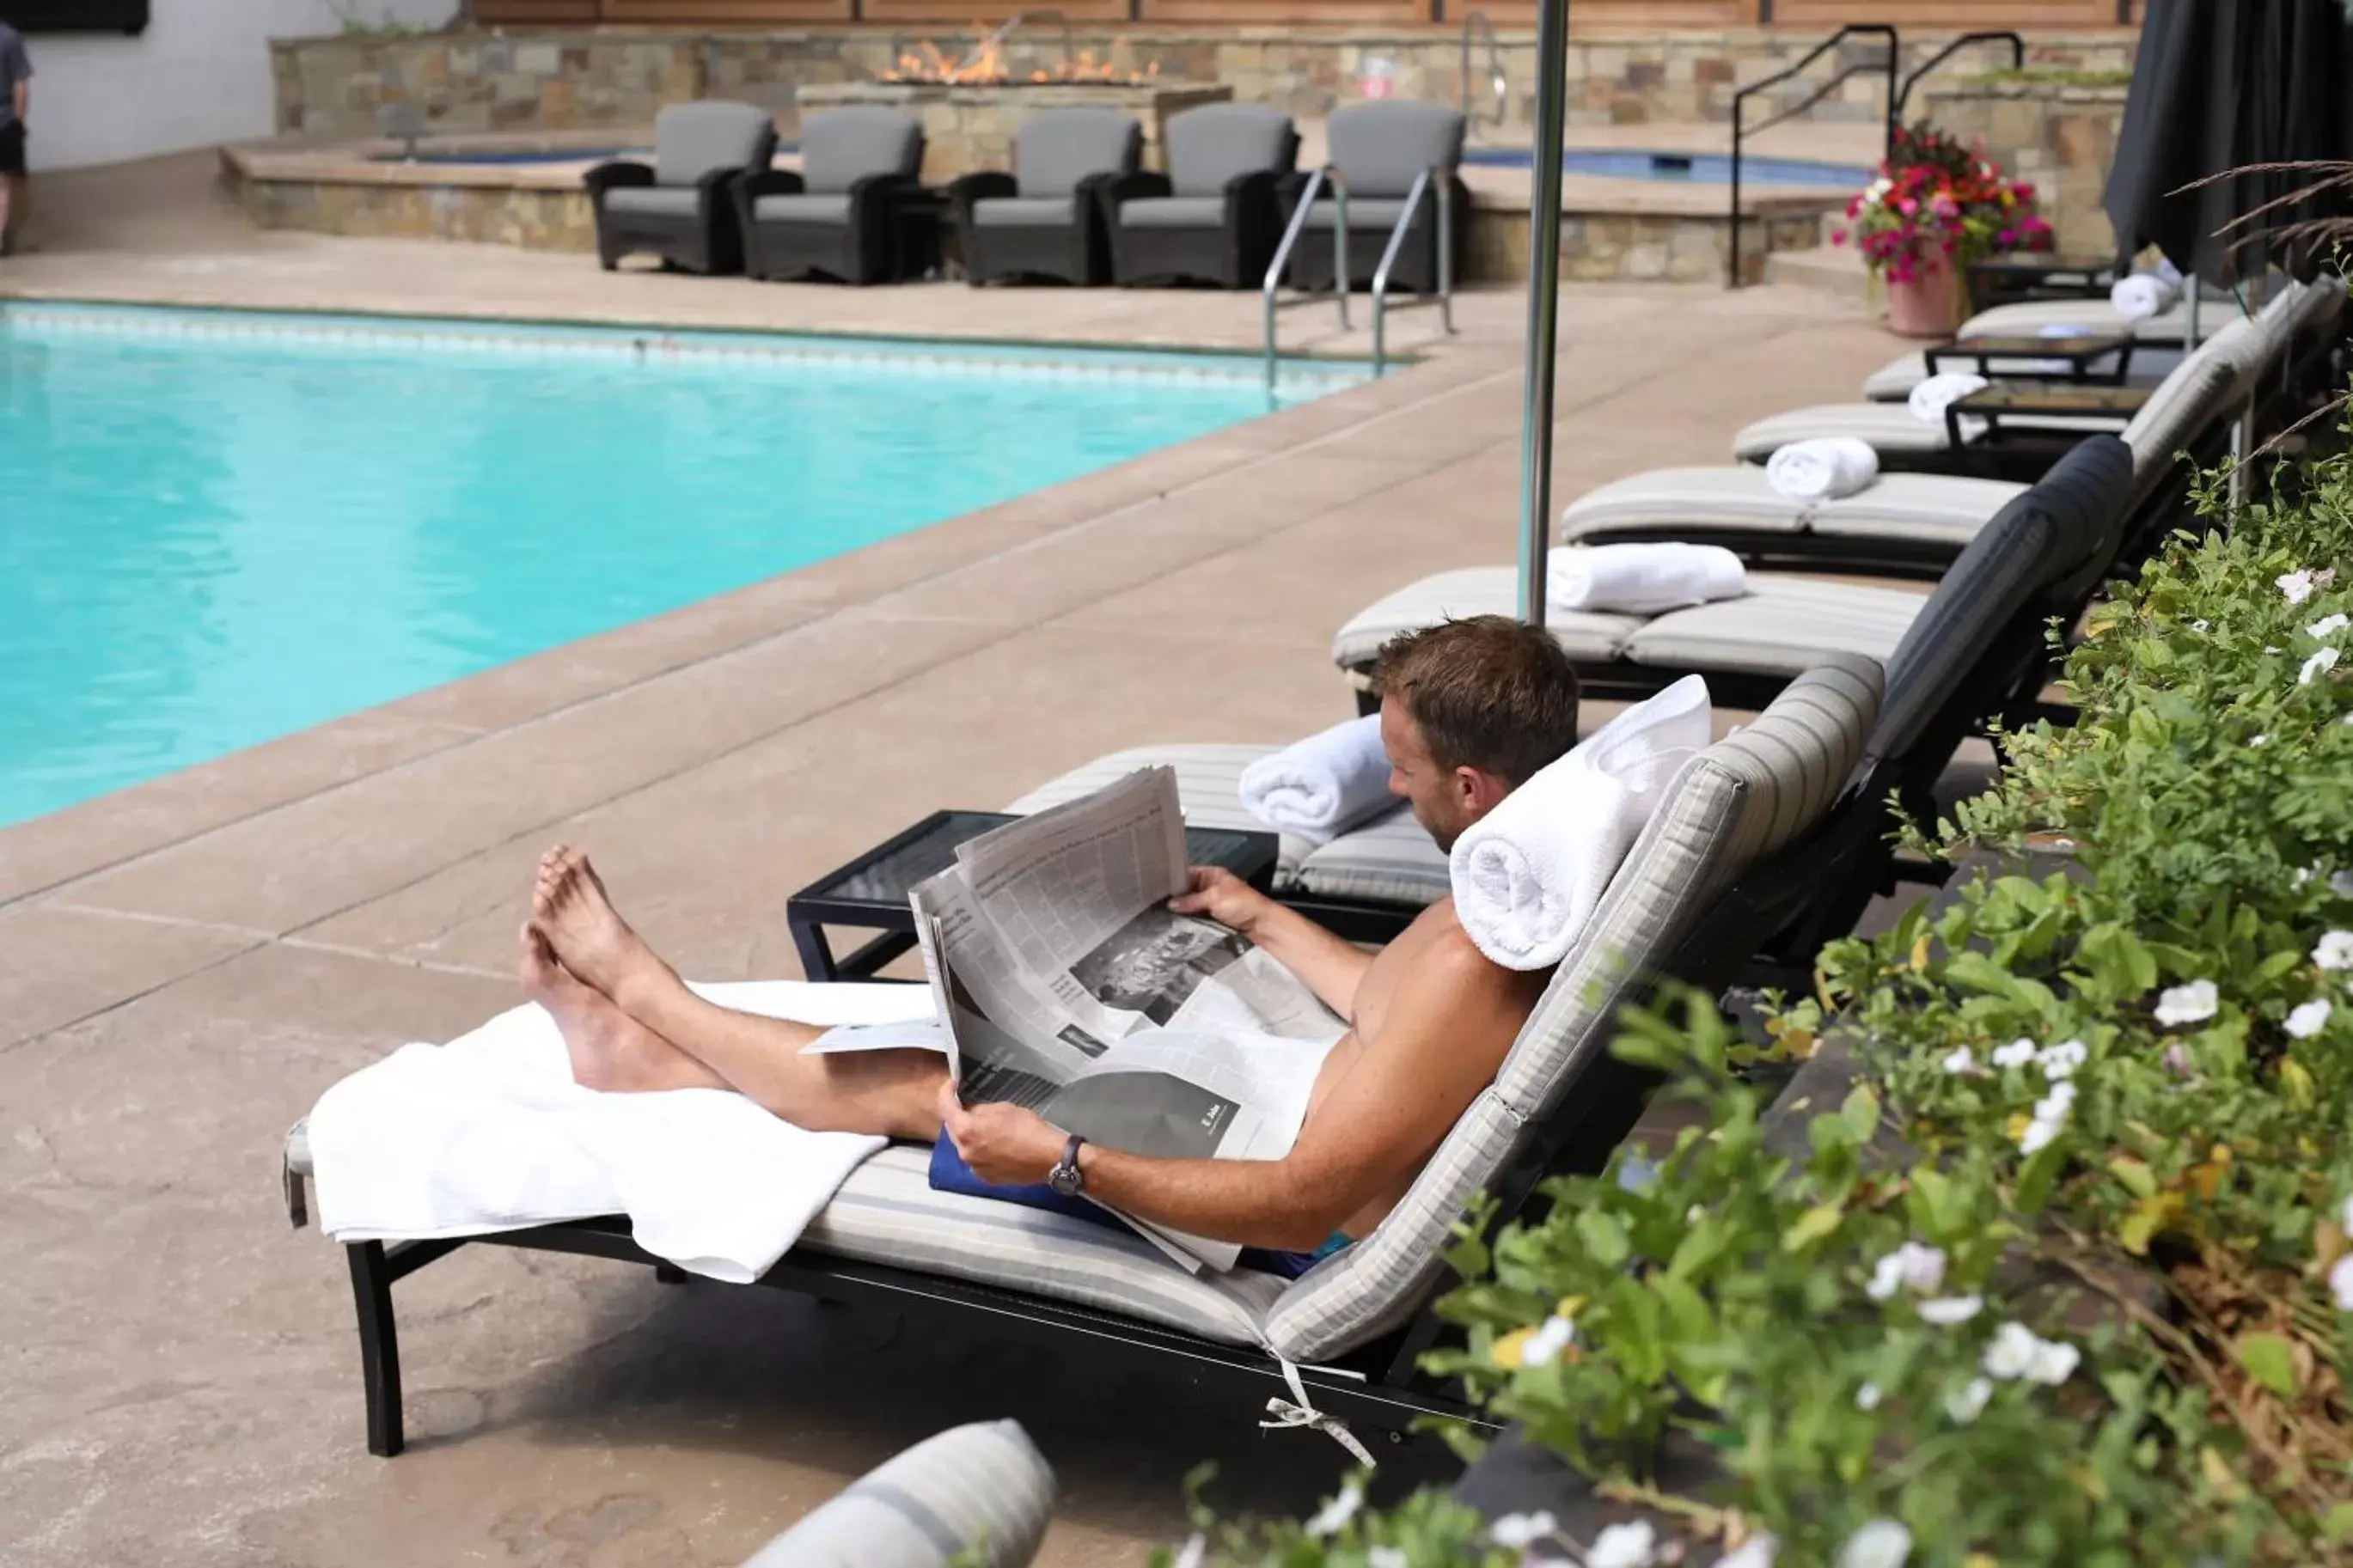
[1454,766,1513,818]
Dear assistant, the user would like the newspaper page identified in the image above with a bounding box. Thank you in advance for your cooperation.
[908,768,1346,1272]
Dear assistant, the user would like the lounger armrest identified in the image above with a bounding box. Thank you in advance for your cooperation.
[1102,168,1171,213]
[583,160,655,198]
[946,169,1018,228]
[846,169,920,212]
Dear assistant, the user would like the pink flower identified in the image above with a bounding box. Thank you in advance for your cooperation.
[1898,197,1918,216]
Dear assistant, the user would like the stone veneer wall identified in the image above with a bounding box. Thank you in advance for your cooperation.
[272,27,2137,141]
[1918,78,2131,259]
[795,81,1228,186]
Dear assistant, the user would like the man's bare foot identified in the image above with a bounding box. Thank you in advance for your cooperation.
[532,845,669,1006]
[518,923,724,1093]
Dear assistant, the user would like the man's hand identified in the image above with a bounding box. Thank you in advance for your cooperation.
[937,1082,1067,1186]
[1168,864,1271,936]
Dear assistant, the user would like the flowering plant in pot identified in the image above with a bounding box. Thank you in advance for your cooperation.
[1834,122,2053,335]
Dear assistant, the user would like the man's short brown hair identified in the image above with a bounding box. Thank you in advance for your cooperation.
[1370,615,1582,785]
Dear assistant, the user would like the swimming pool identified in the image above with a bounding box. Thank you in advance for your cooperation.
[1462,147,1869,188]
[0,305,1364,828]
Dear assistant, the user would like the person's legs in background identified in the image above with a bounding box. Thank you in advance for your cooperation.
[0,123,24,254]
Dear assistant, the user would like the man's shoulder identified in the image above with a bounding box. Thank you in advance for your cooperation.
[1399,901,1530,991]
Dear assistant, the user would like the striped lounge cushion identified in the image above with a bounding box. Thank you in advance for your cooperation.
[1264,662,1879,1363]
[1330,568,1639,673]
[1292,804,1450,905]
[798,1144,1290,1344]
[1731,401,1959,463]
[742,1419,1055,1568]
[1004,742,1311,889]
[1558,467,2025,552]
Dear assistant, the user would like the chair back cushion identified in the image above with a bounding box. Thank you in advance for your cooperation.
[1164,102,1297,196]
[800,106,924,194]
[1262,664,1877,1364]
[1014,108,1142,196]
[653,101,777,186]
[740,1419,1055,1568]
[1874,433,2132,762]
[2117,286,2306,499]
[1327,101,1466,198]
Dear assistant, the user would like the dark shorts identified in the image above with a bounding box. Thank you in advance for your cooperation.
[0,122,23,178]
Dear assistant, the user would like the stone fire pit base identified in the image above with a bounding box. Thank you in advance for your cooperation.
[795,80,1230,187]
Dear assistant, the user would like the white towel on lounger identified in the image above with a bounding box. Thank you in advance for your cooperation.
[1763,437,1879,503]
[1450,675,1713,970]
[1547,543,1746,615]
[1238,713,1392,845]
[1907,371,1990,424]
[306,980,933,1283]
[2109,271,2181,322]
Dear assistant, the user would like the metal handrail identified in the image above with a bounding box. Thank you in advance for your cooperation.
[1892,30,2025,121]
[1262,166,1350,393]
[1371,168,1457,377]
[1459,9,1509,136]
[1727,23,1897,289]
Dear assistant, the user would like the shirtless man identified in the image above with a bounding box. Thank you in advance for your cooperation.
[523,615,1582,1261]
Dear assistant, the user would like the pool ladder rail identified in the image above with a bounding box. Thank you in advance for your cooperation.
[1459,10,1511,140]
[1262,166,1458,392]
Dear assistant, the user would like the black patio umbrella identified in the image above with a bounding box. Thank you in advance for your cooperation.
[2102,0,2353,285]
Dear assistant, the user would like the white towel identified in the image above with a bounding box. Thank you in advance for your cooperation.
[1547,544,1746,615]
[2036,322,2096,339]
[306,980,934,1283]
[1238,713,1393,845]
[1908,371,1990,424]
[1451,675,1714,970]
[1763,437,1879,503]
[2109,272,2181,322]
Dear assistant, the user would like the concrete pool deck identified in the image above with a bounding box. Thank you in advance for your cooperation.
[1,152,1908,1567]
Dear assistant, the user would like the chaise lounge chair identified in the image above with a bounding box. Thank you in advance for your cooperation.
[1855,282,2246,403]
[741,1419,1054,1567]
[588,101,779,276]
[1103,102,1299,290]
[736,106,926,286]
[1281,100,1470,296]
[282,668,1873,1456]
[950,109,1143,287]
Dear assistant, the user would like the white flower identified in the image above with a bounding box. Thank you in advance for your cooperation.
[2026,1338,2081,1385]
[1855,1381,1883,1411]
[1523,1312,1578,1367]
[2301,647,2340,686]
[2332,870,2353,898]
[2249,734,2270,747]
[1940,1045,1979,1075]
[2342,1193,2353,1235]
[2034,1081,2078,1122]
[1991,1037,2038,1069]
[2191,618,2211,632]
[2155,979,2220,1027]
[1867,1242,1947,1301]
[1171,1534,1207,1568]
[2315,931,2353,971]
[2281,569,2319,605]
[1945,1376,1994,1424]
[2287,998,2332,1039]
[1917,1294,1984,1326]
[2037,1038,2088,1077]
[1837,1518,1913,1568]
[1368,1549,1409,1568]
[1305,1481,1363,1538]
[2296,865,2318,888]
[2309,612,2350,638]
[2332,1255,2353,1312]
[1717,1534,1780,1568]
[1488,1510,1559,1552]
[2019,1116,2063,1155]
[1586,1520,1658,1568]
[1983,1321,2044,1380]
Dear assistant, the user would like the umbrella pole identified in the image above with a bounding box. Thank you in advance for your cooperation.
[1516,0,1572,626]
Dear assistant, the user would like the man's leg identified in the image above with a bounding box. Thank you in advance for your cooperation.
[530,846,946,1140]
[0,175,16,253]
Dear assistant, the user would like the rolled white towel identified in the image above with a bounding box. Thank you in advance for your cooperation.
[1238,713,1392,845]
[1908,371,1990,424]
[1763,436,1879,503]
[1451,675,1714,970]
[2155,255,2184,288]
[1547,543,1746,615]
[2109,272,2181,322]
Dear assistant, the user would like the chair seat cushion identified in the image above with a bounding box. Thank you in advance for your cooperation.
[1118,195,1227,230]
[972,196,1076,229]
[1558,465,2027,550]
[798,1144,1289,1344]
[753,192,854,223]
[1299,197,1414,231]
[742,1419,1054,1568]
[602,185,704,218]
[1733,403,1957,463]
[1005,743,1311,888]
[1293,805,1451,906]
[1331,567,1641,672]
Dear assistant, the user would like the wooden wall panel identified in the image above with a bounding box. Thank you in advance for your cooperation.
[1140,0,1430,22]
[470,0,2136,27]
[1769,0,2130,26]
[472,0,601,24]
[599,0,851,18]
[858,0,1129,21]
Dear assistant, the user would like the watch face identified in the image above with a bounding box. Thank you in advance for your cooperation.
[1048,1165,1081,1198]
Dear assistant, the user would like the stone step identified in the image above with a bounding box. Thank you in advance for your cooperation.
[1763,240,1872,303]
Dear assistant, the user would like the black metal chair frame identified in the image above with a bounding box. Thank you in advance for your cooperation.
[586,131,777,277]
[734,168,930,286]
[950,170,1129,287]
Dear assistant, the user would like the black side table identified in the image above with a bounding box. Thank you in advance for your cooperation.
[785,809,1281,983]
[1945,380,2151,454]
[1965,252,2119,313]
[1925,331,2135,386]
[893,185,948,282]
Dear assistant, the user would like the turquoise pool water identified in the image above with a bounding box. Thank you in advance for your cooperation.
[0,305,1361,828]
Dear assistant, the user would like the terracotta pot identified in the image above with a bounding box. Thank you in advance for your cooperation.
[1883,257,1963,337]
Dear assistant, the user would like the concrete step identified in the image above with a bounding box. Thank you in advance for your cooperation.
[1763,240,1872,305]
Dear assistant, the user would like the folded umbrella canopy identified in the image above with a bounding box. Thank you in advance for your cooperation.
[2102,0,2353,285]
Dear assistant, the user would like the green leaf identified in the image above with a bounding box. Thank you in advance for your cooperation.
[1782,1201,1845,1253]
[2324,1502,2353,1543]
[1575,1209,1631,1269]
[2105,1156,2158,1199]
[2234,1332,2298,1397]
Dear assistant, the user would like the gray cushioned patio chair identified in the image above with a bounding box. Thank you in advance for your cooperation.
[587,101,779,276]
[1284,100,1469,296]
[1103,103,1299,289]
[736,107,926,286]
[950,109,1142,286]
[740,1419,1054,1568]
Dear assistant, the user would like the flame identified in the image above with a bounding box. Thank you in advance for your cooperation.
[878,22,1159,86]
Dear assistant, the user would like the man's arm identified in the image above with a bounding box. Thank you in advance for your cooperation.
[1169,865,1374,1021]
[941,937,1530,1251]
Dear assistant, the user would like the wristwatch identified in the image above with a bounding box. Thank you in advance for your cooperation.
[1047,1135,1087,1198]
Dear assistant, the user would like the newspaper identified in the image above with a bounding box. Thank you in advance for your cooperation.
[908,768,1347,1272]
